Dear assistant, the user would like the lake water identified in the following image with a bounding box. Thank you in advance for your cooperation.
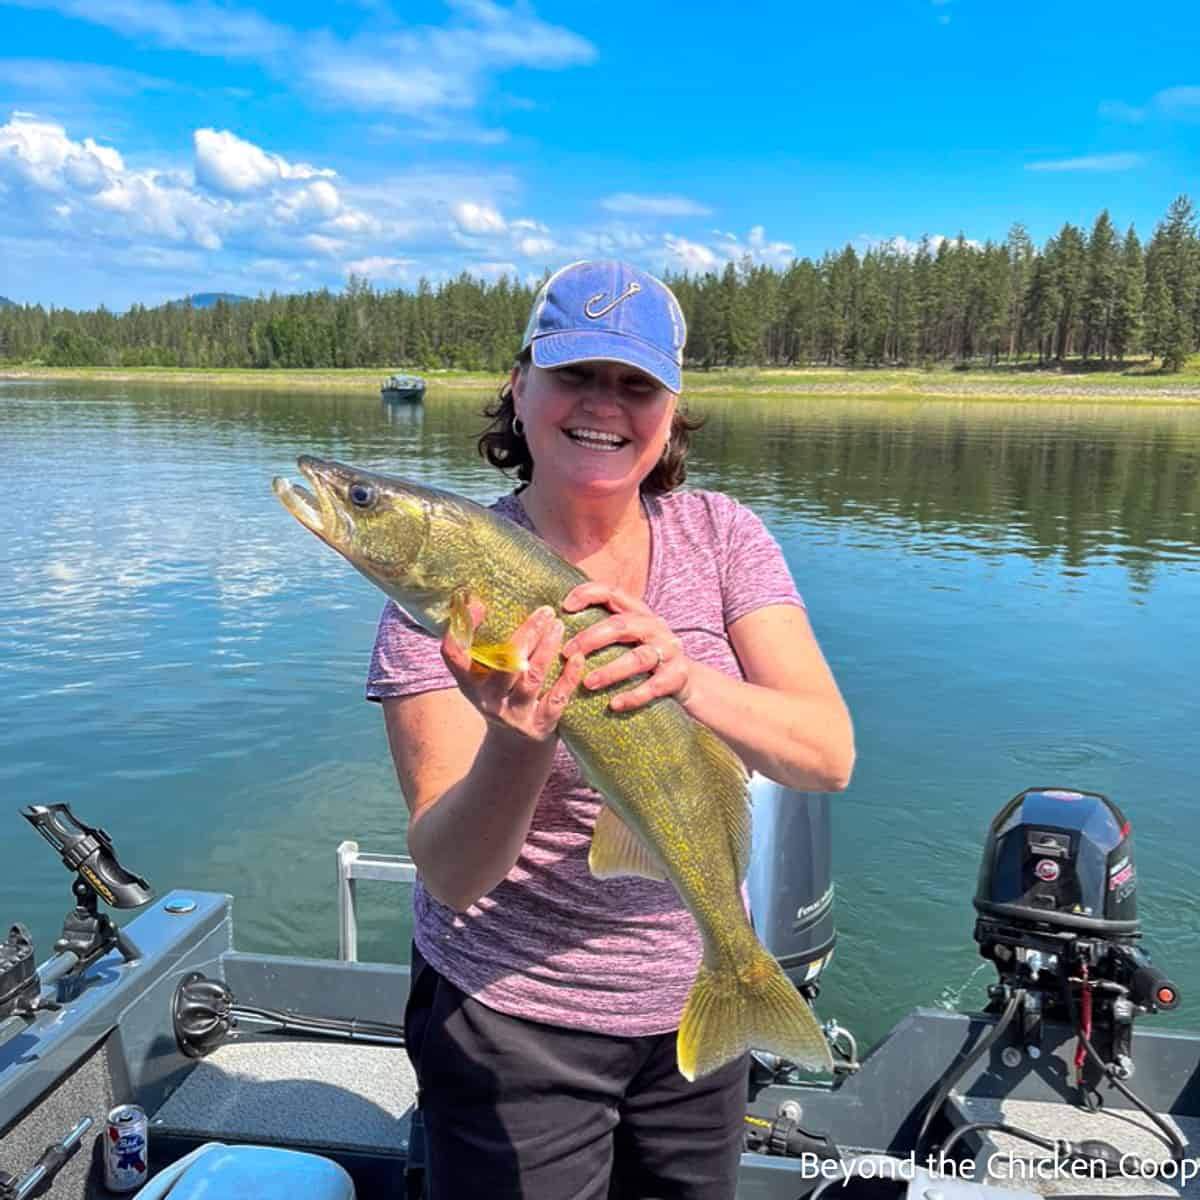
[2,380,1198,1050]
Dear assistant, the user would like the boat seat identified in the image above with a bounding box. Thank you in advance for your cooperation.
[132,1143,354,1199]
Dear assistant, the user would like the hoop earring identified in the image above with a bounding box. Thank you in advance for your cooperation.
[661,437,672,459]
[512,415,525,438]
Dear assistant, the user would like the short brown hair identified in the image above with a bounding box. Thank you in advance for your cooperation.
[477,351,703,493]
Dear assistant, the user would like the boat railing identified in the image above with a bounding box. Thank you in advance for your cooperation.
[335,840,417,962]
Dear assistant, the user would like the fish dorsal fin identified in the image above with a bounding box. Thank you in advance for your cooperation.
[695,725,752,881]
[588,806,669,882]
[447,586,529,673]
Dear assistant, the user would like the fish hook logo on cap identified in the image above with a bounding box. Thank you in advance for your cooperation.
[522,260,686,393]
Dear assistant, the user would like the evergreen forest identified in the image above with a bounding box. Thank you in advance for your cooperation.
[4,197,1200,373]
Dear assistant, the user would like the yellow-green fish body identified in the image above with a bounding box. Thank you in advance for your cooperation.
[273,456,832,1080]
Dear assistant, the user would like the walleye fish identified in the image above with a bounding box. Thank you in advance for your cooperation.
[273,456,832,1080]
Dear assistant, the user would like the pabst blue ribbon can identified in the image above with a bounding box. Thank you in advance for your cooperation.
[104,1103,149,1192]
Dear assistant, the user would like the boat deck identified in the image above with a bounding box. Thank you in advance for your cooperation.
[970,1098,1200,1197]
[154,1036,417,1158]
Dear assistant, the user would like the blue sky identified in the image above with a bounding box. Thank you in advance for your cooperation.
[3,0,1199,310]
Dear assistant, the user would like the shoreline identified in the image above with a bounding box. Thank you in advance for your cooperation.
[5,365,1200,403]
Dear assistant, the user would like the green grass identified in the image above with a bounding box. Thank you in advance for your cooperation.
[0,365,499,392]
[6,358,1200,402]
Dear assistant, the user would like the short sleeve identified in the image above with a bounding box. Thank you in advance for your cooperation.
[714,494,805,627]
[365,600,456,702]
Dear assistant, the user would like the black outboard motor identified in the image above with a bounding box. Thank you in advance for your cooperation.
[747,776,835,994]
[974,787,1179,1095]
[975,786,1138,935]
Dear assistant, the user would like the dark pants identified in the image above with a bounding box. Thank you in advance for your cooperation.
[405,946,748,1200]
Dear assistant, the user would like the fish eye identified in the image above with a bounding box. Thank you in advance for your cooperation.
[349,482,376,508]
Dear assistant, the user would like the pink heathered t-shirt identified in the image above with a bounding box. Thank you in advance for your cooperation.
[366,487,804,1037]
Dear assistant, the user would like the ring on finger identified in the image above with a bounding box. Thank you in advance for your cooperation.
[648,643,665,669]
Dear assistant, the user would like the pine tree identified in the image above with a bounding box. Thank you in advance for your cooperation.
[1146,195,1199,371]
[1005,224,1035,361]
[1110,227,1144,361]
[1048,224,1086,361]
[1082,210,1119,361]
[1024,254,1060,364]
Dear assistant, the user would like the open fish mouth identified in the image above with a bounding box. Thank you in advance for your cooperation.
[272,456,342,543]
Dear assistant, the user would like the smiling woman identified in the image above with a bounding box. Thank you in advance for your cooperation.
[478,349,705,495]
[365,260,855,1200]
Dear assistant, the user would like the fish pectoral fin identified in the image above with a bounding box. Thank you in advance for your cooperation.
[469,641,529,673]
[447,586,529,674]
[447,586,478,655]
[588,806,669,882]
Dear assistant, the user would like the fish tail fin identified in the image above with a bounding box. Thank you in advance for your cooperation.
[677,947,833,1082]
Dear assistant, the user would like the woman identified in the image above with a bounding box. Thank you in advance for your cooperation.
[367,260,855,1199]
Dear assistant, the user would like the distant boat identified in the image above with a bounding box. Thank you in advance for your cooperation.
[380,374,426,403]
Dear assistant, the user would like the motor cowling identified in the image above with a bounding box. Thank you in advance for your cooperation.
[747,776,836,993]
[974,787,1137,937]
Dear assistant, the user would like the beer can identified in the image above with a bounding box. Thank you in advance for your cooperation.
[104,1103,149,1193]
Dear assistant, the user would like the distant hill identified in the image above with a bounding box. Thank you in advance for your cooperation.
[178,292,252,309]
[0,296,15,308]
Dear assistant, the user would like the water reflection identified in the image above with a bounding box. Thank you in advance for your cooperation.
[685,397,1200,584]
[380,396,425,428]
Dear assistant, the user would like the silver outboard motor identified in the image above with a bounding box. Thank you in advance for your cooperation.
[747,775,836,993]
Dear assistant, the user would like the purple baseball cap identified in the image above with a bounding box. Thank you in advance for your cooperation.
[521,260,687,393]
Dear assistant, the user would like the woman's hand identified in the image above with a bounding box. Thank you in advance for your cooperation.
[442,600,585,741]
[560,582,692,712]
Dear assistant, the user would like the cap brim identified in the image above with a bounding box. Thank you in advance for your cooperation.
[530,331,681,393]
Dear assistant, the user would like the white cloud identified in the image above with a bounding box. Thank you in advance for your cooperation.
[304,58,473,116]
[702,225,794,267]
[302,234,345,256]
[436,0,595,69]
[0,114,226,250]
[6,0,292,59]
[0,112,124,191]
[274,180,343,224]
[330,209,378,235]
[194,128,335,197]
[474,260,519,280]
[857,233,983,256]
[454,200,506,234]
[1100,86,1200,125]
[12,0,596,138]
[0,113,433,287]
[663,235,718,272]
[0,57,172,97]
[346,255,412,281]
[0,112,553,304]
[1152,86,1200,118]
[745,224,793,263]
[577,224,651,257]
[516,235,555,257]
[1025,153,1145,172]
[600,193,712,218]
